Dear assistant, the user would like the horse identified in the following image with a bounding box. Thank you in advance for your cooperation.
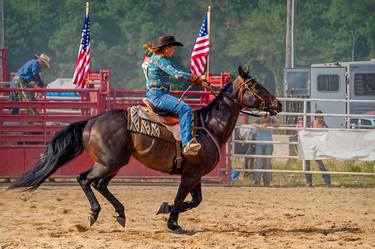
[8,66,282,233]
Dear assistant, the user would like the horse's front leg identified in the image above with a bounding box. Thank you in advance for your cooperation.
[167,176,201,233]
[157,183,202,215]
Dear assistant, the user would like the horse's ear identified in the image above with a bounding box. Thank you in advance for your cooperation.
[245,66,250,75]
[238,66,245,78]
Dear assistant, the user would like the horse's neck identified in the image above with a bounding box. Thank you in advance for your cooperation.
[199,84,241,146]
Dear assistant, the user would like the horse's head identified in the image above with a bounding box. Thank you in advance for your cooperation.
[233,66,282,116]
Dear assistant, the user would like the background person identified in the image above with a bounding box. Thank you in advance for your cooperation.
[305,110,331,187]
[10,54,50,115]
[252,113,278,186]
[288,115,304,164]
[295,116,304,128]
[234,125,256,179]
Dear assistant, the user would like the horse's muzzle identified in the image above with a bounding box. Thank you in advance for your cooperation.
[266,102,282,116]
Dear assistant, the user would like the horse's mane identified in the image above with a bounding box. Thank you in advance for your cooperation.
[197,81,234,115]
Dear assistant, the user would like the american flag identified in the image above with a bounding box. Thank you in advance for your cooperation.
[73,11,90,88]
[190,15,209,76]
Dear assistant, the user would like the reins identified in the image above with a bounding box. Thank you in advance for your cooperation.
[194,112,221,165]
[174,83,193,108]
[175,76,269,117]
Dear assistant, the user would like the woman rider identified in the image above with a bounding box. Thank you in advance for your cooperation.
[143,35,204,156]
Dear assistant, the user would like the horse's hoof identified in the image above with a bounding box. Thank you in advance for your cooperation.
[88,215,97,226]
[167,222,184,234]
[116,216,126,227]
[156,202,170,215]
[168,225,185,234]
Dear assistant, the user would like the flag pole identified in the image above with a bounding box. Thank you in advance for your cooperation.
[73,2,90,88]
[86,1,89,16]
[206,5,211,79]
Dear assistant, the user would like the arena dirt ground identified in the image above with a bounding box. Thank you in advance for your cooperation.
[0,185,374,249]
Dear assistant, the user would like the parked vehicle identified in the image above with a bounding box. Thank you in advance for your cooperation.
[350,118,375,129]
[284,59,375,128]
[349,111,375,129]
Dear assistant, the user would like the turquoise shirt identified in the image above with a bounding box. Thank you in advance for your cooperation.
[144,54,191,89]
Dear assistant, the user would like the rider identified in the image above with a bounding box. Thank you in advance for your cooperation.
[10,53,50,115]
[143,35,204,156]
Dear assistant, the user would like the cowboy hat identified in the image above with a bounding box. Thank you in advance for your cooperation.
[35,53,51,68]
[155,35,183,49]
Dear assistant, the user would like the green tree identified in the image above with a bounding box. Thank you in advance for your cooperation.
[226,0,286,95]
[324,0,375,61]
[4,0,375,93]
[295,0,332,66]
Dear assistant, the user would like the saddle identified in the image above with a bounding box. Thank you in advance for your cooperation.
[127,99,196,173]
[142,98,179,125]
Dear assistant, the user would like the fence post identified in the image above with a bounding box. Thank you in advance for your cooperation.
[224,138,232,185]
[1,48,7,82]
[98,69,111,111]
[97,89,105,114]
[0,48,8,97]
[346,98,350,129]
[302,99,307,173]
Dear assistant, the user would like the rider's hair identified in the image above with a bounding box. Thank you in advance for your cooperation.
[143,42,165,55]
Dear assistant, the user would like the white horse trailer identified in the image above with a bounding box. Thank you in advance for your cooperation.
[309,63,347,127]
[346,62,375,114]
[284,59,375,128]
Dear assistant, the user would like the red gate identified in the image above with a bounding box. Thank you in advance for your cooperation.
[0,71,233,183]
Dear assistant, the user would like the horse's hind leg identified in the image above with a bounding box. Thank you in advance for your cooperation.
[77,163,117,226]
[77,169,100,226]
[92,173,126,227]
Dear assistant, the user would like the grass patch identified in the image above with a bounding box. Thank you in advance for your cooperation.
[232,158,375,187]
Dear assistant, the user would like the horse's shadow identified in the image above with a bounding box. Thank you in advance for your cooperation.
[158,226,361,236]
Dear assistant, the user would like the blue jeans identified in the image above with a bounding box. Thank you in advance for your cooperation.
[10,79,20,115]
[146,89,192,146]
[10,77,38,115]
[305,160,331,185]
[254,143,273,184]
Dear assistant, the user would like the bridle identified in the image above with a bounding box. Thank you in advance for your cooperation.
[235,76,266,111]
[203,76,271,117]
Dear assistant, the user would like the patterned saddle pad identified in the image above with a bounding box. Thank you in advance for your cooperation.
[127,106,181,142]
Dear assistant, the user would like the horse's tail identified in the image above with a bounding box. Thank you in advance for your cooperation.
[8,120,88,191]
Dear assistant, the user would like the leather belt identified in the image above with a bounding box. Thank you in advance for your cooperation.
[147,86,170,91]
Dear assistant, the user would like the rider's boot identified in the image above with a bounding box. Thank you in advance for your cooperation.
[182,138,201,156]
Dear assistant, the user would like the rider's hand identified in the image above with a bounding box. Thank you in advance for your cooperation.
[188,74,203,86]
[188,74,199,83]
[199,75,210,88]
[188,74,210,87]
[200,74,208,82]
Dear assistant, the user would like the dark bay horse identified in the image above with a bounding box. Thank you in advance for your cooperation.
[9,67,282,233]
